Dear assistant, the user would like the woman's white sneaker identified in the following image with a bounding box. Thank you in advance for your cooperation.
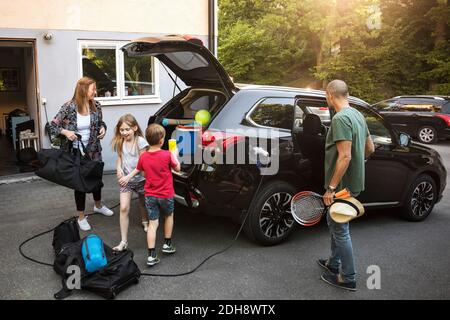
[94,205,114,216]
[78,217,91,231]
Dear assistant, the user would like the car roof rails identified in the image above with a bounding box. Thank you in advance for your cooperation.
[393,95,449,100]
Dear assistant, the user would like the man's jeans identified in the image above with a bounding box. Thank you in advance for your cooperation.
[326,210,356,283]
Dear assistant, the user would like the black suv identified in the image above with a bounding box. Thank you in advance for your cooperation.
[122,36,447,245]
[371,96,450,144]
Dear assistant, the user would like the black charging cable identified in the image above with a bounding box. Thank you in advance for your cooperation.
[18,177,263,277]
[18,202,121,267]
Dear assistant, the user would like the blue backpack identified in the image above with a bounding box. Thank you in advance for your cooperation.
[81,235,107,273]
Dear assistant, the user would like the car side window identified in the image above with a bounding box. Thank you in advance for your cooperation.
[372,99,399,111]
[399,103,438,112]
[351,104,393,145]
[397,99,444,113]
[249,98,294,130]
[295,100,330,130]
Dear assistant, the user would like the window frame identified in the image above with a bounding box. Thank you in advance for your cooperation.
[78,40,161,105]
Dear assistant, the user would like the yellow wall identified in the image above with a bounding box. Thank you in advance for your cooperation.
[0,0,209,35]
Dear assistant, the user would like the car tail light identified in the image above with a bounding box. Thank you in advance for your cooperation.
[319,107,329,111]
[201,130,244,151]
[436,114,450,127]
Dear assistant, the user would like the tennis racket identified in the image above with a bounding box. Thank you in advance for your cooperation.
[290,189,350,226]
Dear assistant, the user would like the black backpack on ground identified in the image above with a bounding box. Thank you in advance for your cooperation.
[53,236,141,299]
[52,217,81,255]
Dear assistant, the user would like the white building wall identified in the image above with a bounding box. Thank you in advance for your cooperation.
[0,0,208,35]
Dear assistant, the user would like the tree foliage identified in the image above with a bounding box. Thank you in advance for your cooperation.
[218,0,450,103]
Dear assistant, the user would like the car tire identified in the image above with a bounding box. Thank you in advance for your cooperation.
[417,126,438,144]
[244,181,296,246]
[400,174,437,222]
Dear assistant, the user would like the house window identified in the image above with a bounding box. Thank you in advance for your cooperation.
[79,41,159,104]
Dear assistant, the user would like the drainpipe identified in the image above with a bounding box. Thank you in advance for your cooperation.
[208,0,217,57]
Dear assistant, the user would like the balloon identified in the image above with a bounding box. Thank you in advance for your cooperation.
[195,109,211,126]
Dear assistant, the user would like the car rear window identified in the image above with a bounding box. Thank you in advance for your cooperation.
[442,102,450,114]
[165,51,209,70]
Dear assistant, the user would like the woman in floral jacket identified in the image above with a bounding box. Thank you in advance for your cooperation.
[50,77,113,231]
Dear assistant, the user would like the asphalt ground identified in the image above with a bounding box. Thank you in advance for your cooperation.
[0,141,449,300]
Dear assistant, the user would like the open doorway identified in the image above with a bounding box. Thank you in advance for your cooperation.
[0,40,40,176]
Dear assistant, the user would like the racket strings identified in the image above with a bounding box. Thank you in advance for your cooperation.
[291,195,325,224]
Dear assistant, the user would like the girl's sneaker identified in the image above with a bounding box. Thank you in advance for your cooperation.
[94,205,114,216]
[147,255,160,266]
[78,217,91,231]
[162,243,176,254]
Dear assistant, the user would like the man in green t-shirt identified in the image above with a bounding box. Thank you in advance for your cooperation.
[318,80,374,291]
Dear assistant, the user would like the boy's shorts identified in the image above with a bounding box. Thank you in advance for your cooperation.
[120,179,145,194]
[144,196,174,221]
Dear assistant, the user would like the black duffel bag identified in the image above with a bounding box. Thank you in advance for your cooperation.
[54,237,141,300]
[35,137,104,193]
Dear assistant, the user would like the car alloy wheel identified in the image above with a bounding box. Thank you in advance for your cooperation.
[410,181,435,217]
[418,126,436,144]
[259,192,294,239]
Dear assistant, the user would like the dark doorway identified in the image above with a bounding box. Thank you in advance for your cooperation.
[0,40,40,176]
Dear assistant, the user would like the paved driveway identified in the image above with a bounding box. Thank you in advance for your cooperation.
[1,142,449,300]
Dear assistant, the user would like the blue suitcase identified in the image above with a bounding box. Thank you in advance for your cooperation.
[82,235,107,273]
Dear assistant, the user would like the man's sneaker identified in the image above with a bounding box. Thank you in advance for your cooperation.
[321,273,356,291]
[147,255,160,266]
[94,205,114,216]
[317,259,339,274]
[78,217,91,231]
[162,243,176,254]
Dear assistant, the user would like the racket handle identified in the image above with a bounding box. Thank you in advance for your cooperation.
[335,188,350,199]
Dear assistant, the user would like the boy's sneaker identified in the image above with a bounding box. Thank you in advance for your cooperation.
[77,217,91,231]
[162,243,176,254]
[321,273,357,291]
[147,255,160,266]
[317,258,339,274]
[94,205,114,216]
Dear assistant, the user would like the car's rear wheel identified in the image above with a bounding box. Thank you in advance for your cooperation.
[245,181,296,246]
[401,174,437,221]
[417,126,438,144]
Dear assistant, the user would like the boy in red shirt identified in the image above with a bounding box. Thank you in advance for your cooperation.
[120,123,180,266]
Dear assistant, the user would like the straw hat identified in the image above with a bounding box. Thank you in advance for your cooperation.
[329,197,365,223]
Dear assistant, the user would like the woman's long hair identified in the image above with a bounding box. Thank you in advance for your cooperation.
[111,114,145,158]
[73,77,97,113]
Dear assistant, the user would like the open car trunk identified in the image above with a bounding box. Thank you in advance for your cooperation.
[122,36,236,208]
[152,87,228,175]
[122,35,236,177]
